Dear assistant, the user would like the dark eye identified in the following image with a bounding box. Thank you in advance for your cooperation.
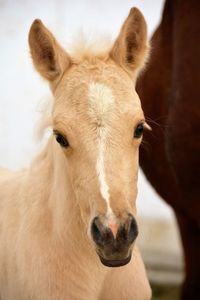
[134,123,144,138]
[53,130,69,148]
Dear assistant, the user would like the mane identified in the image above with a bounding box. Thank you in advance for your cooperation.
[67,32,113,63]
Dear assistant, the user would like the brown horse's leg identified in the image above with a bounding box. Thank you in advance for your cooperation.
[175,212,200,300]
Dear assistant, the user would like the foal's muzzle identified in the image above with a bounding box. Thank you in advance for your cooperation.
[91,214,138,267]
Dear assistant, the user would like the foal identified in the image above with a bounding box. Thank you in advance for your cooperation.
[0,8,151,300]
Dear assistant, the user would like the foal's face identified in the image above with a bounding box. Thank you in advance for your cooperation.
[29,7,149,267]
[53,62,145,265]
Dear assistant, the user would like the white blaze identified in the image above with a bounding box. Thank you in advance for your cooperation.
[88,82,115,215]
[96,127,112,215]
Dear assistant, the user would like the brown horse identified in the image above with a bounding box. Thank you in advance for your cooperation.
[137,0,200,299]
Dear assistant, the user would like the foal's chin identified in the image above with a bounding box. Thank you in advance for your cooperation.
[98,252,132,268]
[95,243,134,268]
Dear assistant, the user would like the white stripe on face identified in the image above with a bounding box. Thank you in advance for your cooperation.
[88,81,115,125]
[96,127,113,215]
[88,82,115,216]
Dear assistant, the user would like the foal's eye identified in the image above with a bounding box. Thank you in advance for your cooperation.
[134,123,144,139]
[53,131,69,148]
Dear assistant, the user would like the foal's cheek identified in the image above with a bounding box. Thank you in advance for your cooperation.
[128,188,138,214]
[79,206,91,227]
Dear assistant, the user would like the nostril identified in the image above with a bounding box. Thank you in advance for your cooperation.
[128,217,138,243]
[91,217,103,245]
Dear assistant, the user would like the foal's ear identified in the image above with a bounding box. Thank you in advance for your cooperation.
[29,19,71,82]
[110,7,149,75]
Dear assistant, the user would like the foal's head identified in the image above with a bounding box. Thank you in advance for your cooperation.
[29,8,149,267]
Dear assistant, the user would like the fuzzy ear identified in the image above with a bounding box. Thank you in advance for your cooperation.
[29,19,71,82]
[110,7,149,75]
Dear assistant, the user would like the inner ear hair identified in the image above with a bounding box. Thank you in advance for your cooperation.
[110,7,149,75]
[29,19,71,82]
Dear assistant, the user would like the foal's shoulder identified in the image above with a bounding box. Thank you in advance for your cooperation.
[0,166,13,177]
[0,166,26,184]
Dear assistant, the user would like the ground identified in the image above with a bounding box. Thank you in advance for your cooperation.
[151,283,181,300]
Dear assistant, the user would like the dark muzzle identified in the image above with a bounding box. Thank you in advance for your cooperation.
[91,214,138,267]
